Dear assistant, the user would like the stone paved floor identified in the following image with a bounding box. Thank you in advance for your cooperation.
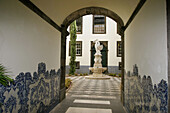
[50,76,126,113]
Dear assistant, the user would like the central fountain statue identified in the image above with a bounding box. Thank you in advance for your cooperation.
[86,39,110,79]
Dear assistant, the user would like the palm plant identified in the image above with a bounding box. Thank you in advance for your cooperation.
[0,64,13,86]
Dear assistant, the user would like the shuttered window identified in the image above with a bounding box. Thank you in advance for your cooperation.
[93,15,106,34]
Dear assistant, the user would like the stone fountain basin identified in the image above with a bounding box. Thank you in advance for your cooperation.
[89,67,107,72]
[87,67,110,79]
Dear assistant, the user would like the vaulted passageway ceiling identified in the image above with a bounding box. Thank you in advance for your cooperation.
[30,0,139,26]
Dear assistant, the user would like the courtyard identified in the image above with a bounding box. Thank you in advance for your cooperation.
[50,76,125,113]
[0,0,169,113]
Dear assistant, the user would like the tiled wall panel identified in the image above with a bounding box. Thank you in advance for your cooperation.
[125,65,168,113]
[0,63,60,113]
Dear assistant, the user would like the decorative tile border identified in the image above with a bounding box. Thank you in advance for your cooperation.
[125,64,168,113]
[0,63,61,113]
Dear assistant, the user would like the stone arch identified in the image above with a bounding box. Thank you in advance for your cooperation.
[59,7,125,102]
[62,7,124,35]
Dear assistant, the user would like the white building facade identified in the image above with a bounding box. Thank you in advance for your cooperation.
[66,15,121,74]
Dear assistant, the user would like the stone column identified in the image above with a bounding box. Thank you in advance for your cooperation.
[59,24,69,102]
[167,0,170,111]
[121,33,125,106]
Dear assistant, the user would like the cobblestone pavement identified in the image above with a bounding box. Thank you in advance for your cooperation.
[50,76,126,113]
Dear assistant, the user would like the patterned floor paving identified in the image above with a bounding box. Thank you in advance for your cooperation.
[50,76,126,113]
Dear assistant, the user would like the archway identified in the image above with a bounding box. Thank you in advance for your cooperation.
[63,7,124,35]
[59,7,125,104]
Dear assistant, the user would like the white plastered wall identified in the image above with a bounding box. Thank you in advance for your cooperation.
[66,15,121,67]
[125,0,167,83]
[0,0,61,78]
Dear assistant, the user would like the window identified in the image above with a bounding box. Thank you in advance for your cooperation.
[76,42,82,56]
[93,15,106,34]
[117,41,122,57]
[69,41,82,56]
[76,17,82,34]
[75,61,80,69]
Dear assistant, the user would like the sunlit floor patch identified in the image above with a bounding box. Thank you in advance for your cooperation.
[66,107,112,113]
[73,99,110,105]
[71,95,116,99]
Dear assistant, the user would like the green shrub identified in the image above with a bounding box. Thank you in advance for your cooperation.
[74,73,78,76]
[68,74,72,76]
[83,73,88,76]
[80,73,83,76]
[118,73,121,77]
[108,73,112,76]
[108,73,116,77]
[113,73,117,77]
[69,21,77,75]
[65,78,72,89]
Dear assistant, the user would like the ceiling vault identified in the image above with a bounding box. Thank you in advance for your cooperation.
[123,0,147,32]
[19,0,62,32]
[19,0,146,33]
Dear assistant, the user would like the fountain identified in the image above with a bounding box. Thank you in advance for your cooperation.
[86,39,110,79]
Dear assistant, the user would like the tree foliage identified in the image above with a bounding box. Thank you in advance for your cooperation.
[0,64,13,86]
[69,21,77,75]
